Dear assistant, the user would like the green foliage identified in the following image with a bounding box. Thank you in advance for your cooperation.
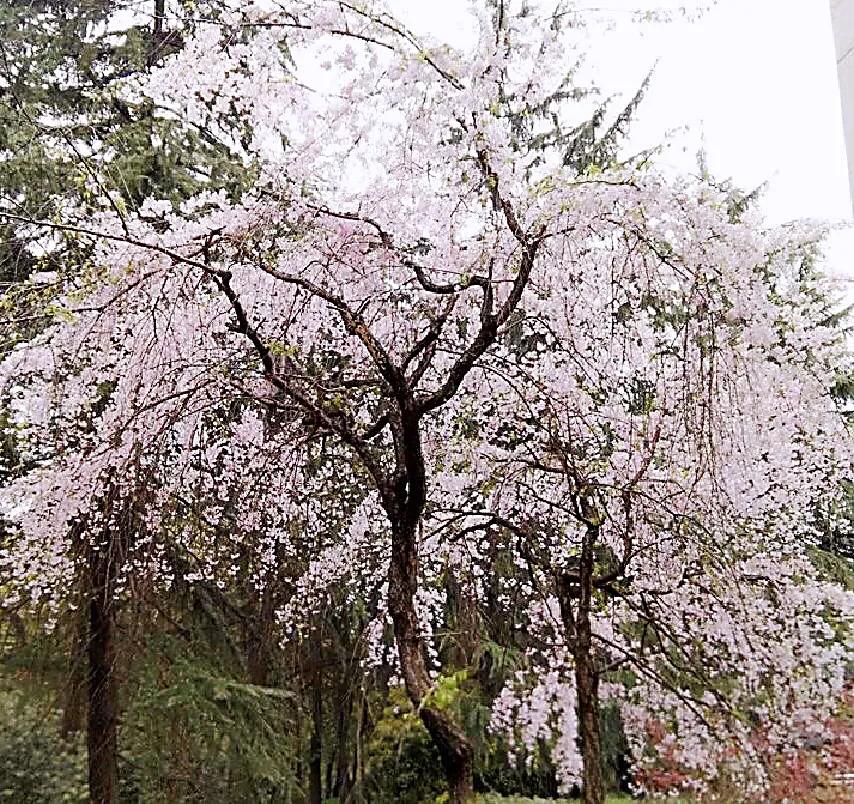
[123,636,300,803]
[363,686,446,804]
[599,703,630,792]
[0,0,249,286]
[476,797,574,804]
[816,480,854,561]
[0,689,87,803]
[423,669,470,712]
[476,796,648,803]
[809,547,854,592]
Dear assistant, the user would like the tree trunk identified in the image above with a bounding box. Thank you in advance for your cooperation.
[246,582,275,686]
[420,707,475,803]
[308,638,323,804]
[295,705,305,797]
[87,545,119,804]
[388,522,475,803]
[558,524,605,804]
[152,0,164,38]
[575,635,604,804]
[61,605,88,739]
[331,671,354,799]
[575,525,605,804]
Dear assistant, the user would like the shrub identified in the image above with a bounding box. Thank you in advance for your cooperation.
[0,689,87,803]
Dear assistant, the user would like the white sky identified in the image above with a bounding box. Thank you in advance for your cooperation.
[386,0,854,295]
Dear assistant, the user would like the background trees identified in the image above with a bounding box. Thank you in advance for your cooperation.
[0,2,851,803]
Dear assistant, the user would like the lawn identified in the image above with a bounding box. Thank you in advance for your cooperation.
[475,797,694,803]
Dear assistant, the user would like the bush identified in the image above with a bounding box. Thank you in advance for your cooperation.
[362,686,447,804]
[0,689,87,803]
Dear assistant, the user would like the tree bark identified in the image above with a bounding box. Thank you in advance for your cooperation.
[558,524,605,804]
[153,0,165,38]
[308,630,323,804]
[331,666,354,799]
[87,545,119,804]
[420,707,475,803]
[61,605,88,739]
[388,521,475,803]
[246,581,275,686]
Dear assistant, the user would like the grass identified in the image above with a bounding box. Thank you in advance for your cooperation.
[474,796,695,803]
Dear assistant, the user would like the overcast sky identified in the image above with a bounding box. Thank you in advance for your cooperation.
[385,0,854,293]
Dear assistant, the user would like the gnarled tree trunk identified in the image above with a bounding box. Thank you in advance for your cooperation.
[388,521,474,803]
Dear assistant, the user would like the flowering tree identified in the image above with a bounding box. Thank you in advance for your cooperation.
[428,177,853,799]
[0,2,851,803]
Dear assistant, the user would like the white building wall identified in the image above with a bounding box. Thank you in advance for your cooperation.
[832,0,854,208]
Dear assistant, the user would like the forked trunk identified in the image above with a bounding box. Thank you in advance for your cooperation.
[388,522,475,802]
[87,545,119,804]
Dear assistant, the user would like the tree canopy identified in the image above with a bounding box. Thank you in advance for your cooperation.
[0,2,851,803]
